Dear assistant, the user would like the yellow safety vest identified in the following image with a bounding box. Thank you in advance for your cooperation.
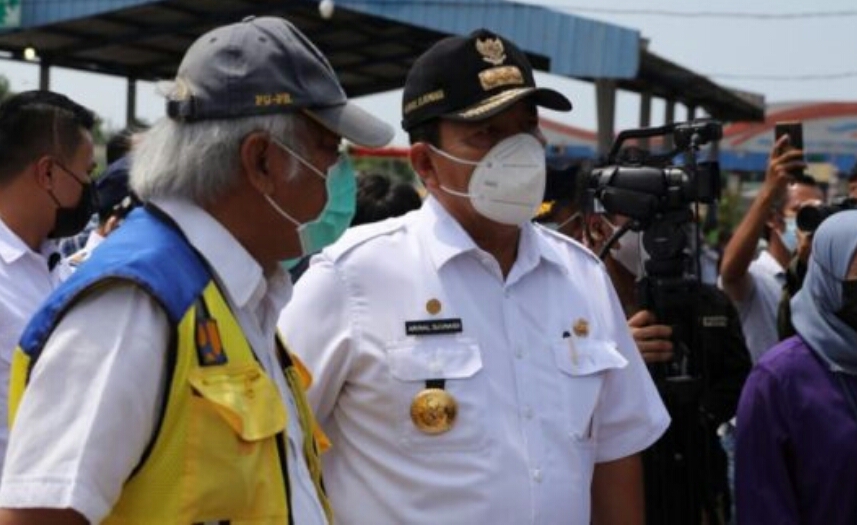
[10,281,332,524]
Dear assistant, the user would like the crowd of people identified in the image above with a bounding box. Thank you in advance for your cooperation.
[0,14,854,525]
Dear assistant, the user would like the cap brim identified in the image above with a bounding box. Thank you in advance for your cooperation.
[446,87,572,122]
[305,103,395,148]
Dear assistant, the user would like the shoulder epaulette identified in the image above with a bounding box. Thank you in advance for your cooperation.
[535,223,603,265]
[324,217,407,262]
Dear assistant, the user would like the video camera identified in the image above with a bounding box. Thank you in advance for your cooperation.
[588,119,722,277]
[589,119,721,224]
[588,119,724,390]
[797,196,857,233]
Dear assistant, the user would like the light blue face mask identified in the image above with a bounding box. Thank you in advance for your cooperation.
[265,139,356,269]
[779,215,799,253]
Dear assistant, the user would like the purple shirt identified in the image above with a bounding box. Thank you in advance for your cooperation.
[736,336,857,525]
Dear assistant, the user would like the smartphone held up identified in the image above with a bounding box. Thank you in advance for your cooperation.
[774,121,805,178]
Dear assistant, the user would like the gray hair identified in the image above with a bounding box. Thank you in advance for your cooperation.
[130,112,306,204]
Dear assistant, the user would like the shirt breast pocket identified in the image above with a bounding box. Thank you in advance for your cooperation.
[385,336,489,453]
[551,338,628,443]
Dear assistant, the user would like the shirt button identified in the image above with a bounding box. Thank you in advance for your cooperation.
[515,347,523,359]
[532,468,543,482]
[523,407,534,419]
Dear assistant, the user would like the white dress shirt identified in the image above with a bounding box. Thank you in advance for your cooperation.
[0,218,67,472]
[725,250,785,362]
[0,199,328,524]
[279,197,670,525]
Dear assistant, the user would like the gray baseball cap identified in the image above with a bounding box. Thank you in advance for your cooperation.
[165,16,393,148]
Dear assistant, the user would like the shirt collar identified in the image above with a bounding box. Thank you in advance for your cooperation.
[757,249,786,276]
[528,224,569,270]
[415,197,481,271]
[0,217,57,266]
[151,197,285,312]
[0,217,27,264]
[415,197,566,274]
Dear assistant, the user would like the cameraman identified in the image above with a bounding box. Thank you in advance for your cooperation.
[538,180,751,525]
[719,135,823,362]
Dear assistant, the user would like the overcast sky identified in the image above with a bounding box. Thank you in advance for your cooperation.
[1,0,854,146]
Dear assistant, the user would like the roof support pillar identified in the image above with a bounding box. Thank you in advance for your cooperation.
[126,77,137,127]
[38,62,50,90]
[638,89,652,150]
[595,78,616,156]
[664,98,676,149]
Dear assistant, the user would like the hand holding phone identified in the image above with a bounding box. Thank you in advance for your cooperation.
[774,121,805,178]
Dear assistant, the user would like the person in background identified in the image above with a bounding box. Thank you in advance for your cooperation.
[534,161,589,242]
[105,127,137,166]
[351,171,422,226]
[536,162,751,523]
[585,209,750,525]
[66,156,139,267]
[718,135,823,362]
[0,16,392,524]
[0,90,97,473]
[735,210,857,525]
[775,217,815,340]
[847,163,857,199]
[57,127,141,258]
[279,28,669,525]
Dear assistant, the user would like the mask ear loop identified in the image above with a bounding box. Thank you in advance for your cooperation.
[427,144,482,200]
[270,137,327,181]
[555,212,581,232]
[598,217,634,260]
[427,144,479,167]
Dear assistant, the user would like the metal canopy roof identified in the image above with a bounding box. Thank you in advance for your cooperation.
[610,50,765,122]
[0,0,764,122]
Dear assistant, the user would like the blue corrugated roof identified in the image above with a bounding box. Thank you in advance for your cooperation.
[19,0,151,28]
[335,0,640,79]
[9,0,640,78]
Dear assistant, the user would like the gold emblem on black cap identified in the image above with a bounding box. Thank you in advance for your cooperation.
[410,388,458,434]
[476,37,506,66]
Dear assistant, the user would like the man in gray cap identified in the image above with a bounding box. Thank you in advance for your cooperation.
[0,16,391,524]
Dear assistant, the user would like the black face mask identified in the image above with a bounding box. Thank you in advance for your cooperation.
[46,163,99,239]
[836,279,857,330]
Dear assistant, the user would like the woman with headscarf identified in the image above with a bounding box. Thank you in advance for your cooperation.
[735,209,857,525]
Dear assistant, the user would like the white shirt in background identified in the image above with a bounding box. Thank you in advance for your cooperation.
[0,218,67,472]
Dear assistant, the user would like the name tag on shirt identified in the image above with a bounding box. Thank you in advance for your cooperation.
[702,316,728,328]
[405,318,463,336]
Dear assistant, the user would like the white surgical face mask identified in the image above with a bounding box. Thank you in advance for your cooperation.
[778,215,799,253]
[430,133,546,226]
[605,218,644,278]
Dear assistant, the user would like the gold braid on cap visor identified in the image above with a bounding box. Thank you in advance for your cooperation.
[454,88,533,119]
